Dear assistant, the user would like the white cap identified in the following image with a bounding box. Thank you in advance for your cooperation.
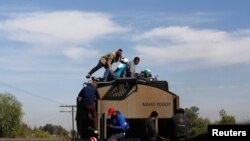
[121,58,129,63]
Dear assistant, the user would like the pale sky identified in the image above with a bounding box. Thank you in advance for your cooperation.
[0,0,250,130]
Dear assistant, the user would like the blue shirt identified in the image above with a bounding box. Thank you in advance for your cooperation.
[110,112,129,133]
[78,85,100,105]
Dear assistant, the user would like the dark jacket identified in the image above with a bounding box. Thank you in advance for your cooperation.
[145,117,158,137]
[78,85,100,105]
[172,113,189,138]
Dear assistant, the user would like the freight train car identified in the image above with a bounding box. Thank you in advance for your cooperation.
[76,78,179,140]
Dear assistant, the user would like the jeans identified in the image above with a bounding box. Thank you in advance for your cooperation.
[88,61,105,75]
[103,69,116,81]
[107,133,125,141]
[84,103,98,130]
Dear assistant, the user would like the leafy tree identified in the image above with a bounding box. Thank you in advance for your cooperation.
[217,109,236,124]
[33,129,51,138]
[15,123,32,137]
[0,93,23,137]
[42,123,68,137]
[185,106,211,137]
[42,124,54,134]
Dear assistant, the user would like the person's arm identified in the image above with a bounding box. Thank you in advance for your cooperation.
[95,89,100,100]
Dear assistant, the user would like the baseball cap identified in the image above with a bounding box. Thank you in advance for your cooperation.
[108,107,115,116]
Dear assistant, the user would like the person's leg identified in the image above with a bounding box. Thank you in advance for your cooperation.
[115,133,125,140]
[85,104,98,130]
[108,70,116,81]
[103,69,109,82]
[103,69,116,81]
[86,61,104,78]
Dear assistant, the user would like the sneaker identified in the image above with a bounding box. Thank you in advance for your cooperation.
[94,130,100,137]
[94,130,99,134]
[86,74,91,79]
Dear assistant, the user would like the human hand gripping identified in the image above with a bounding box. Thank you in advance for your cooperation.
[107,124,114,128]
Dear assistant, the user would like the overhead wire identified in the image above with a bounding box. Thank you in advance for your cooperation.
[0,81,64,105]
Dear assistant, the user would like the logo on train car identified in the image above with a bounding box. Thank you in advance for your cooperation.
[142,102,171,107]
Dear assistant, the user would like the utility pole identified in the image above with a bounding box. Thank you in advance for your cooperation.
[60,105,76,139]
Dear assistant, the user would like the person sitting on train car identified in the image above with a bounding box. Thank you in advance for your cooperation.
[114,57,129,77]
[138,68,155,82]
[140,70,145,78]
[143,68,152,78]
[107,107,129,141]
[78,79,100,135]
